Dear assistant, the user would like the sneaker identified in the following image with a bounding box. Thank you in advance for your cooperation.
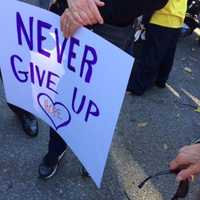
[39,150,66,179]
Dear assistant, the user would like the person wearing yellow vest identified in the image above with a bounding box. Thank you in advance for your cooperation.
[151,0,187,28]
[128,0,187,95]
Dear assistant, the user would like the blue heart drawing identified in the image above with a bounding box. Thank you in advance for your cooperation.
[37,93,71,130]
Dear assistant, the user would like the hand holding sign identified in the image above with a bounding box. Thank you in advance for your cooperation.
[0,1,133,187]
[60,0,105,37]
[67,0,104,25]
[61,9,81,38]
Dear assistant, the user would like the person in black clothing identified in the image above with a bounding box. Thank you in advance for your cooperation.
[127,0,187,95]
[39,0,169,179]
[53,0,168,37]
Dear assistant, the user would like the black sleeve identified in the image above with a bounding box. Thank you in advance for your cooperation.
[49,0,169,26]
[101,0,169,26]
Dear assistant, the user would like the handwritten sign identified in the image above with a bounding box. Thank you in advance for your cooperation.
[0,0,134,187]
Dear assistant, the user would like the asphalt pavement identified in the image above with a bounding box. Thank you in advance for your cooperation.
[1,1,200,200]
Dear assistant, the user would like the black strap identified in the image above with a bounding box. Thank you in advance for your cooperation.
[138,169,189,200]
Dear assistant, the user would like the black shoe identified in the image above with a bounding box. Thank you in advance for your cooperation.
[80,165,90,178]
[19,113,38,137]
[39,151,66,179]
[155,81,166,89]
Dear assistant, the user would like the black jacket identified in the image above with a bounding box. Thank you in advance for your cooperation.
[50,0,169,26]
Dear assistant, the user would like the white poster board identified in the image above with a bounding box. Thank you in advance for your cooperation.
[0,0,134,187]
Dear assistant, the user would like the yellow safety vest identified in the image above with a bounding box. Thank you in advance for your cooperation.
[150,0,187,28]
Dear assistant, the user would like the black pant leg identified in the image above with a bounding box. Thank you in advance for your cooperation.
[130,24,165,93]
[7,103,29,117]
[48,128,67,158]
[130,24,177,94]
[156,29,180,84]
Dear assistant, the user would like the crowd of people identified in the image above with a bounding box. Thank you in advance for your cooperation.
[1,0,200,196]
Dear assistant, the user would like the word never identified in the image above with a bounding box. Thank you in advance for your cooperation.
[16,11,98,83]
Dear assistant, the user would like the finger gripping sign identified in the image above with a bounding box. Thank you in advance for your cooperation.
[0,0,134,187]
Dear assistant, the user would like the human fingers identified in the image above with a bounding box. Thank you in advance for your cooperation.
[70,9,86,25]
[87,0,104,24]
[176,163,200,181]
[68,0,96,25]
[178,145,200,163]
[61,12,70,36]
[65,12,81,37]
[179,145,191,153]
[60,10,68,32]
[78,10,92,25]
[68,22,80,37]
[180,144,200,155]
[61,10,72,37]
[170,153,192,170]
[94,0,105,7]
[63,20,70,38]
